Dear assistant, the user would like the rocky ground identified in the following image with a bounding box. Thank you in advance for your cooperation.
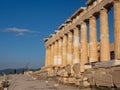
[0,76,3,90]
[7,74,91,90]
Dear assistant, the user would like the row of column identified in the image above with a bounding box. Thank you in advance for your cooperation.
[114,0,120,60]
[45,1,120,67]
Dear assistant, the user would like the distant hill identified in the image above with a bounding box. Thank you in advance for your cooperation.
[0,68,40,75]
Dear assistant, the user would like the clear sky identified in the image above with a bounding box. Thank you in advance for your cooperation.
[0,0,88,70]
[0,0,114,70]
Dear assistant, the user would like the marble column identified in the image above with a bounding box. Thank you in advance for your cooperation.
[100,8,110,61]
[62,35,67,66]
[89,16,98,63]
[49,45,52,65]
[114,0,120,60]
[81,22,88,64]
[47,45,50,66]
[58,38,62,65]
[51,43,54,66]
[45,46,49,66]
[54,41,58,65]
[73,27,80,64]
[67,31,73,65]
[53,43,55,65]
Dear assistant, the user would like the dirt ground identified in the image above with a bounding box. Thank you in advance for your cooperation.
[7,74,92,90]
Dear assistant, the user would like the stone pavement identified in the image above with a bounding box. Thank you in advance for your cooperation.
[8,74,91,90]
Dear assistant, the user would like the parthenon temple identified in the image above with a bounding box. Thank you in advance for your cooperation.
[43,0,120,87]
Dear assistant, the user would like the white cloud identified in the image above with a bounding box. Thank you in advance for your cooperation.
[3,27,40,36]
[16,32,24,36]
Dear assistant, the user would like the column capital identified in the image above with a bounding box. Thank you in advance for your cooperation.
[89,15,93,18]
[89,15,96,19]
[81,22,87,29]
[56,36,62,42]
[73,26,79,30]
[60,33,67,38]
[100,7,108,12]
[64,33,68,36]
[81,21,85,24]
[55,30,60,35]
[68,30,72,34]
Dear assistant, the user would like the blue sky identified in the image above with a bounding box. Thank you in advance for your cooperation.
[0,0,88,70]
[0,0,114,70]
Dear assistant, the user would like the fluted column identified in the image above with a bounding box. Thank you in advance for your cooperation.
[62,35,67,66]
[49,45,52,65]
[58,38,62,65]
[47,45,50,66]
[100,8,110,61]
[89,16,98,63]
[53,43,55,65]
[114,0,120,60]
[54,41,58,65]
[73,27,80,64]
[67,31,73,65]
[51,43,54,66]
[81,22,88,64]
[45,46,49,66]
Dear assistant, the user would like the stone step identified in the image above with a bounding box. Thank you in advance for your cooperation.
[94,60,120,68]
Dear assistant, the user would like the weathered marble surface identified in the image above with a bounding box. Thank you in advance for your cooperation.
[94,60,120,68]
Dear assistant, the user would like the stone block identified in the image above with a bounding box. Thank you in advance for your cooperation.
[112,66,120,71]
[63,72,68,77]
[83,77,88,81]
[75,79,80,86]
[73,63,80,74]
[62,77,76,84]
[65,64,71,73]
[83,81,90,87]
[79,80,90,87]
[57,69,64,76]
[75,74,82,79]
[63,78,68,84]
[68,77,76,84]
[111,69,120,88]
[94,60,120,68]
[94,73,113,87]
[85,65,92,70]
[80,63,85,72]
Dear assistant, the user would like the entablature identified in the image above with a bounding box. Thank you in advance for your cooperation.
[69,7,87,20]
[86,0,96,6]
[46,0,114,46]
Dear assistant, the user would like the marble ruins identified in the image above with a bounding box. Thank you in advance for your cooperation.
[42,0,120,88]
